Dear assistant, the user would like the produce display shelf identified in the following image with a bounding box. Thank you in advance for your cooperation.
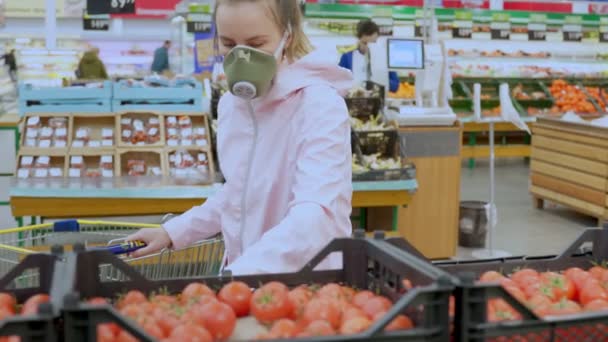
[389,227,608,342]
[530,117,608,227]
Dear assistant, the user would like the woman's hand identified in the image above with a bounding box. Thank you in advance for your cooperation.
[126,227,173,258]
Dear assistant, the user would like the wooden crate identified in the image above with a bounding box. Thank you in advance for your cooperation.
[116,149,165,177]
[530,117,608,226]
[163,113,212,152]
[20,113,71,155]
[16,154,67,179]
[165,147,215,185]
[70,114,116,154]
[116,111,165,149]
[67,152,116,179]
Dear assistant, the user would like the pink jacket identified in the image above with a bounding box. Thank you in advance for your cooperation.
[164,49,354,275]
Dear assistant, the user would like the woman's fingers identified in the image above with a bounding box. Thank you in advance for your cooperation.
[130,243,160,258]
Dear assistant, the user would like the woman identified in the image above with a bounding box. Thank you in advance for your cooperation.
[339,19,400,92]
[77,48,108,80]
[127,0,353,275]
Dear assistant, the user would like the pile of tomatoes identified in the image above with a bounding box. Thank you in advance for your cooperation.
[477,266,608,322]
[0,293,51,342]
[549,80,598,114]
[93,281,415,342]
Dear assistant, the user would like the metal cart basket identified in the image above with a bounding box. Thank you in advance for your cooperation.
[0,219,224,288]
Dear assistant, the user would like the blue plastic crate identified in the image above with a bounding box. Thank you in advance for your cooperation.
[19,81,112,101]
[19,99,112,115]
[112,81,203,112]
[18,81,113,116]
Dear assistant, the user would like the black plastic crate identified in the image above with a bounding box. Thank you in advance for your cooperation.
[353,163,416,182]
[355,129,399,158]
[61,233,454,342]
[0,251,62,342]
[345,81,385,119]
[388,228,608,342]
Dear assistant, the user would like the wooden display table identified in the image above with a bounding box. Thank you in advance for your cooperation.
[530,117,608,226]
[10,178,416,229]
[368,123,462,259]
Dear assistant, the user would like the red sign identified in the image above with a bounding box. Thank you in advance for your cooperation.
[111,0,181,19]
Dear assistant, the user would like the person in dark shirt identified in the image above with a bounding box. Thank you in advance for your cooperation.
[151,40,171,74]
[2,50,17,82]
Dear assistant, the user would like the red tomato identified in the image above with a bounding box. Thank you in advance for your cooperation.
[169,324,213,342]
[340,317,372,335]
[153,307,180,337]
[488,299,520,322]
[479,271,505,283]
[317,283,346,302]
[546,299,581,316]
[302,320,335,336]
[373,312,414,331]
[181,283,215,304]
[218,281,252,317]
[565,268,592,292]
[21,294,50,315]
[341,286,357,302]
[361,296,392,319]
[0,306,14,320]
[116,330,138,342]
[117,290,146,309]
[269,319,299,338]
[341,305,367,323]
[503,286,526,303]
[119,304,143,319]
[303,298,342,329]
[192,301,237,341]
[96,324,116,342]
[589,266,606,280]
[580,280,608,306]
[142,320,166,339]
[584,299,608,312]
[526,294,552,317]
[511,269,540,286]
[352,291,375,309]
[0,293,16,312]
[540,272,576,301]
[251,282,292,324]
[87,297,108,306]
[499,278,518,289]
[401,279,413,291]
[288,287,313,320]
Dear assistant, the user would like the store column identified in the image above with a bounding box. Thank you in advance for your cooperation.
[45,0,57,49]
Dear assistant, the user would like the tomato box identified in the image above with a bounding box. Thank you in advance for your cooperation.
[388,227,608,342]
[0,250,62,342]
[60,232,455,342]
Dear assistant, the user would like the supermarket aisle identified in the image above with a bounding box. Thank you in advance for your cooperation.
[458,160,596,259]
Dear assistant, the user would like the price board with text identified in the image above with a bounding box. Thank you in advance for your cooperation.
[87,0,136,15]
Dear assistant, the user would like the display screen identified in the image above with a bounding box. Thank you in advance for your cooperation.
[387,39,425,69]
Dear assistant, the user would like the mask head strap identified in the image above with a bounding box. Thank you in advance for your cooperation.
[273,24,292,59]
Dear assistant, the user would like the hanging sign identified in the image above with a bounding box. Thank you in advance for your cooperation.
[452,10,473,38]
[527,13,546,41]
[490,12,510,40]
[600,17,608,42]
[562,15,582,42]
[87,0,135,15]
[187,13,212,33]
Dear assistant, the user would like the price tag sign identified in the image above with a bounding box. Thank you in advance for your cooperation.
[528,13,546,41]
[453,11,473,39]
[87,0,135,15]
[83,18,110,31]
[414,19,430,38]
[563,16,583,42]
[490,13,510,40]
[187,13,212,33]
[600,18,608,42]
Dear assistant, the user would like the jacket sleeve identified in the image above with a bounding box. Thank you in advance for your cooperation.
[163,185,226,249]
[226,86,353,275]
[389,71,400,93]
[338,52,351,71]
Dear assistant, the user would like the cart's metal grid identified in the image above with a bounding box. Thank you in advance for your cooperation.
[0,220,224,288]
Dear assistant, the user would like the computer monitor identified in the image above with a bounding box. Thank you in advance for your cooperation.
[387,39,425,70]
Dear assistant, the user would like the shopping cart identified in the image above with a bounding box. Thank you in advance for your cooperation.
[0,219,224,288]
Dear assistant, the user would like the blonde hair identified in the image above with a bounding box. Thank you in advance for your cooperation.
[213,0,313,62]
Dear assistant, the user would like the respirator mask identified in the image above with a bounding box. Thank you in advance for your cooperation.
[223,31,289,100]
